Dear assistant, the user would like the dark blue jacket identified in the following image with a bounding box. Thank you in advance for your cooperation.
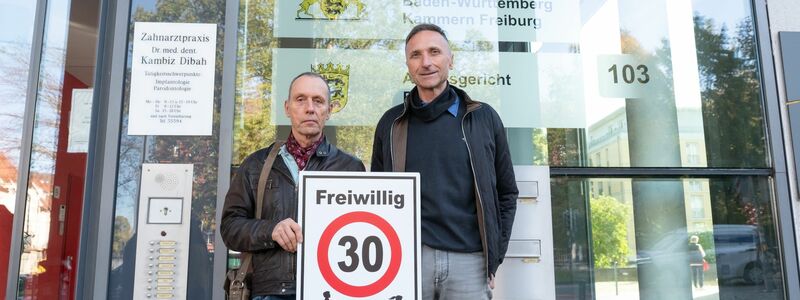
[371,85,518,276]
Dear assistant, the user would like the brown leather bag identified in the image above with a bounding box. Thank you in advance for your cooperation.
[225,141,284,300]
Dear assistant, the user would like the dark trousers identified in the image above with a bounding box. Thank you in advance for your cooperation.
[691,265,704,287]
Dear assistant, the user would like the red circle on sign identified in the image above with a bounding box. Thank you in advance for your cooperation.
[317,211,402,297]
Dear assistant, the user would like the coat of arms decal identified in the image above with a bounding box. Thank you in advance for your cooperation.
[312,62,350,114]
[297,0,366,20]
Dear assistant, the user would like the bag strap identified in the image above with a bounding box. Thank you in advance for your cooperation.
[237,140,285,277]
[256,140,285,219]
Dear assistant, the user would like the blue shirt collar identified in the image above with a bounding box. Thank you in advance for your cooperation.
[420,93,460,117]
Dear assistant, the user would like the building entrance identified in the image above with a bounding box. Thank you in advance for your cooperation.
[4,0,100,298]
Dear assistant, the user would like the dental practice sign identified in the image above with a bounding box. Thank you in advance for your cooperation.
[297,172,421,299]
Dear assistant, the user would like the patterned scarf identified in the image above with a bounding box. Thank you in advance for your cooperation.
[285,133,323,170]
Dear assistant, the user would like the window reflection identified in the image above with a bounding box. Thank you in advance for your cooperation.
[0,0,38,296]
[506,0,764,168]
[552,176,784,299]
[13,0,77,297]
[231,0,779,298]
[107,0,224,299]
[233,0,766,169]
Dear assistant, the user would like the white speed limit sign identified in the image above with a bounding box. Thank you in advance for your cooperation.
[297,172,421,299]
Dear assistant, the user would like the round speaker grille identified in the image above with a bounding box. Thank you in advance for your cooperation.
[154,172,178,191]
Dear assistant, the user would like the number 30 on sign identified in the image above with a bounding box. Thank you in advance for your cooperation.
[297,172,421,299]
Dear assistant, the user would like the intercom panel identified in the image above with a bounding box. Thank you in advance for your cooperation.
[133,164,193,300]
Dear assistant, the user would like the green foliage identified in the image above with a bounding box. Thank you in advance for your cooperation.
[693,16,766,167]
[690,230,716,263]
[546,128,584,166]
[233,109,275,163]
[335,126,374,165]
[531,128,548,165]
[233,0,277,163]
[590,195,630,268]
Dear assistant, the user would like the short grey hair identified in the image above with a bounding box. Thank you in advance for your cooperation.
[287,72,331,103]
[405,23,449,45]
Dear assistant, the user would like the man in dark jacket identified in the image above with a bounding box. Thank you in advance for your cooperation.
[371,24,518,299]
[221,72,364,300]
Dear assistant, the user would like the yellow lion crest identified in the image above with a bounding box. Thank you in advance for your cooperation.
[297,0,365,20]
[312,63,351,114]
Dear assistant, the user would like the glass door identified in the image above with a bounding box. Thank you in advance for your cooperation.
[0,0,39,297]
[11,0,101,298]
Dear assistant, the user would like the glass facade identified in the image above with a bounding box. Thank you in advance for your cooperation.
[0,0,796,299]
[232,0,768,169]
[2,0,100,298]
[226,0,783,299]
[554,176,784,299]
[0,0,38,297]
[105,0,226,299]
